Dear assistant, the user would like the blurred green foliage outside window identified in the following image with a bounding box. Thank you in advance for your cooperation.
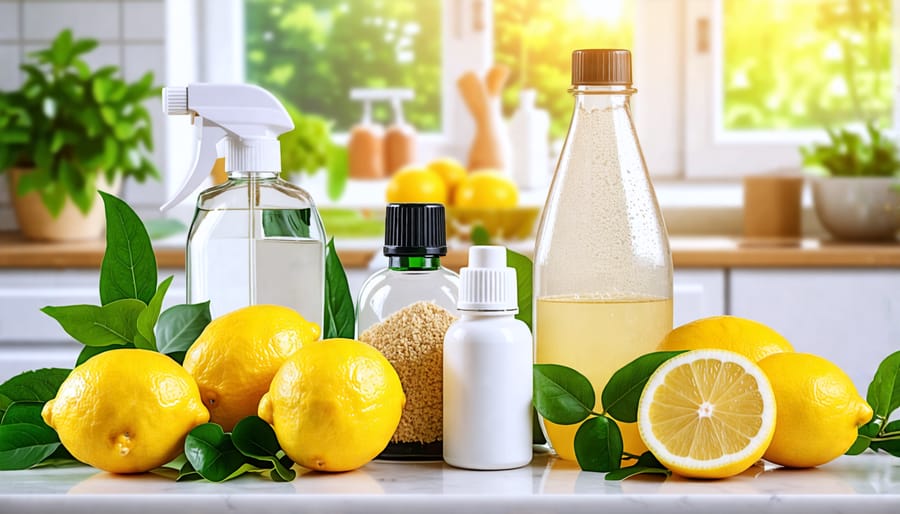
[723,0,893,130]
[244,0,892,138]
[245,0,442,132]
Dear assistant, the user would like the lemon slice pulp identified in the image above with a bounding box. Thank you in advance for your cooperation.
[637,349,776,479]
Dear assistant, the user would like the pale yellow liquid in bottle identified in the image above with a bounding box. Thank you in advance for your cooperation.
[536,296,673,460]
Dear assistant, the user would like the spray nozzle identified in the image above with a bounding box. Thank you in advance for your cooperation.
[160,84,294,211]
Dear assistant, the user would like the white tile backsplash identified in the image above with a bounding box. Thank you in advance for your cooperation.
[0,44,20,90]
[0,0,169,224]
[23,0,120,41]
[0,2,19,41]
[122,1,163,41]
[123,43,163,82]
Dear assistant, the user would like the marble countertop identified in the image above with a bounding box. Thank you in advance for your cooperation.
[1,452,898,514]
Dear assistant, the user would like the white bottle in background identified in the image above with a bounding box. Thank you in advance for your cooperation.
[508,88,550,190]
[443,246,533,470]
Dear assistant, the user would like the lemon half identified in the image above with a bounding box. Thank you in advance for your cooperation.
[637,349,777,479]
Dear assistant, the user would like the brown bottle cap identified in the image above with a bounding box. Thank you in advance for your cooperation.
[571,49,632,86]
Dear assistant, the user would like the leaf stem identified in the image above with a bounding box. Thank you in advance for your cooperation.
[622,451,642,460]
[870,432,900,443]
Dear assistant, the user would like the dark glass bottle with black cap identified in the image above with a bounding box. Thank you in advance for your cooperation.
[356,203,459,460]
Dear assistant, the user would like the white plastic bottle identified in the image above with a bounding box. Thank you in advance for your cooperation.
[508,88,550,190]
[443,246,533,470]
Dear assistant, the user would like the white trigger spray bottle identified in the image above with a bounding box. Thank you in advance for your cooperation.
[161,84,325,326]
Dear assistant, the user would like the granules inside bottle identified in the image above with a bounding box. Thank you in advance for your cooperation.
[360,301,456,446]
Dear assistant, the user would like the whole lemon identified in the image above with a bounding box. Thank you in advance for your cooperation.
[426,158,467,202]
[657,315,794,362]
[41,349,209,474]
[258,338,405,472]
[182,304,320,431]
[386,167,448,204]
[453,170,519,209]
[757,352,873,468]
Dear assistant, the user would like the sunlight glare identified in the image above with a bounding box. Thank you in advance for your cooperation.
[575,0,626,24]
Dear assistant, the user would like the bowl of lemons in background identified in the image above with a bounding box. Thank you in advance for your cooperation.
[386,158,540,243]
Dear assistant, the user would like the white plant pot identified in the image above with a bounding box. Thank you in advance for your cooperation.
[810,176,900,241]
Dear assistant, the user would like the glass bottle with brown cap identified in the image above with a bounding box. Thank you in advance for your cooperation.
[533,49,673,460]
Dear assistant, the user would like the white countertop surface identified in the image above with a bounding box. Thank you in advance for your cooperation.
[0,451,898,513]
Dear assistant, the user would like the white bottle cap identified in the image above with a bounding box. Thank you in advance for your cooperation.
[458,246,518,312]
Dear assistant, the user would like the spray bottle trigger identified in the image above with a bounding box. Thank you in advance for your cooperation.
[160,120,227,212]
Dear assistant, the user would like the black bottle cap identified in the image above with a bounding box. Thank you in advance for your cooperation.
[383,203,447,257]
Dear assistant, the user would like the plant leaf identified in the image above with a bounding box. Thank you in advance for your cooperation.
[1,402,47,426]
[0,369,70,416]
[99,192,158,305]
[323,238,354,339]
[41,299,146,347]
[136,276,174,351]
[184,423,265,482]
[533,364,595,425]
[155,302,211,356]
[144,219,187,240]
[506,250,532,331]
[0,423,60,470]
[601,351,686,423]
[176,459,203,481]
[846,421,880,455]
[232,416,296,481]
[605,465,671,481]
[573,416,623,473]
[262,209,311,238]
[471,225,492,246]
[866,350,900,423]
[326,144,348,201]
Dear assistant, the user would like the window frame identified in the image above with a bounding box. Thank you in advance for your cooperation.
[682,0,900,178]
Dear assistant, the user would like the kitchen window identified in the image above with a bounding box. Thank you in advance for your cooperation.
[167,0,897,190]
[684,0,898,177]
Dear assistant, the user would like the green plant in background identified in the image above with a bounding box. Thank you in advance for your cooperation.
[278,96,332,176]
[723,0,892,130]
[800,122,900,177]
[0,29,159,216]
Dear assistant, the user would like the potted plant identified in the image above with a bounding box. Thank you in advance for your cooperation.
[0,30,158,241]
[801,122,900,241]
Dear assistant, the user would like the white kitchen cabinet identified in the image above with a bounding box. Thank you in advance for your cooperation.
[0,269,185,382]
[673,269,726,327]
[730,269,900,395]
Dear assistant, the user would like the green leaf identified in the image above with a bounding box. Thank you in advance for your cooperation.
[135,276,174,351]
[866,350,900,423]
[326,144,348,201]
[184,423,266,482]
[471,225,492,245]
[155,302,211,356]
[145,219,187,240]
[532,407,546,445]
[601,351,687,423]
[846,421,880,455]
[176,459,203,481]
[871,436,900,457]
[506,250,532,331]
[1,402,47,426]
[0,369,70,413]
[262,209,312,238]
[41,299,146,347]
[573,416,622,473]
[75,343,132,366]
[605,465,671,481]
[0,423,60,470]
[323,238,354,339]
[533,364,595,425]
[232,416,296,481]
[99,192,158,305]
